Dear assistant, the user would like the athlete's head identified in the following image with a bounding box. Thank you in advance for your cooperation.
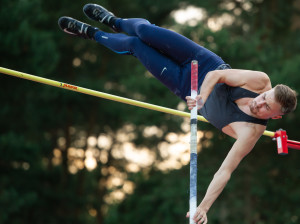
[250,84,297,119]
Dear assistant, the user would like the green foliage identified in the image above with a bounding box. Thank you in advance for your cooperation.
[105,169,190,224]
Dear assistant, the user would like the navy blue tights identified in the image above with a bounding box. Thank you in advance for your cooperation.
[94,18,224,99]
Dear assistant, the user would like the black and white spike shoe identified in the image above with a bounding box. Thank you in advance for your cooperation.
[83,4,119,32]
[58,16,96,39]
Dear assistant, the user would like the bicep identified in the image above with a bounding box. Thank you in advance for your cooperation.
[217,69,270,90]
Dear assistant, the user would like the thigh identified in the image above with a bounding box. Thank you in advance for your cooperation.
[94,30,186,98]
[130,38,184,98]
[135,23,202,64]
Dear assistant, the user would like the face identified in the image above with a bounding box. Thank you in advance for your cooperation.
[249,89,283,119]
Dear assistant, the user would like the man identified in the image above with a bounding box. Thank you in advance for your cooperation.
[58,4,297,224]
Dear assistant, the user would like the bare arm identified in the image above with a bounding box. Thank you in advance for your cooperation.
[191,126,264,223]
[199,135,257,211]
[186,69,271,110]
[200,69,270,103]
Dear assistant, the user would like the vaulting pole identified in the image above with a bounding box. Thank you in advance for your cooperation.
[189,60,198,224]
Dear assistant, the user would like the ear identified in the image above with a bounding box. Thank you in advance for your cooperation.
[271,115,282,120]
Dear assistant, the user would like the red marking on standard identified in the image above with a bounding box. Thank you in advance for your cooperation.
[63,83,78,90]
[191,60,198,91]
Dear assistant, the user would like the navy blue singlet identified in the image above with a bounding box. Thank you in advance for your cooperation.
[199,84,268,130]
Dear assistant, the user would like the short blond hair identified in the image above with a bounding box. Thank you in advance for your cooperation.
[274,84,297,114]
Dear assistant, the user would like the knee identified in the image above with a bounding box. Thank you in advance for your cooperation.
[135,21,152,38]
[127,36,143,50]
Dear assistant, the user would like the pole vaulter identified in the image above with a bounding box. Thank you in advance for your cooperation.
[0,66,299,155]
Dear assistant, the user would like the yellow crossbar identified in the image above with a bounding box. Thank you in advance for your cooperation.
[0,67,275,138]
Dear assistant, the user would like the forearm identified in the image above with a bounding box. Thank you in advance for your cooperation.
[199,170,231,212]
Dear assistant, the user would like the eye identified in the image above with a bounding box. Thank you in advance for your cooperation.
[263,94,270,110]
[265,104,270,110]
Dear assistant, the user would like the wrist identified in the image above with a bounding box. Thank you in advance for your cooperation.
[198,204,209,213]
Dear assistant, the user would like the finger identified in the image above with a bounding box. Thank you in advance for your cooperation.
[197,217,206,224]
[189,103,197,110]
[193,213,198,220]
[200,216,206,223]
[194,215,201,222]
[186,212,190,218]
[188,99,196,104]
[195,212,206,222]
[193,210,201,220]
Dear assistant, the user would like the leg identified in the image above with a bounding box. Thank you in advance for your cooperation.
[116,18,205,64]
[82,4,223,67]
[94,31,184,98]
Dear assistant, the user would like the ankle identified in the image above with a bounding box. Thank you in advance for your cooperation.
[87,26,99,40]
[112,18,121,31]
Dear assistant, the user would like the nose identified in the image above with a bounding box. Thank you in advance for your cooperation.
[256,100,265,108]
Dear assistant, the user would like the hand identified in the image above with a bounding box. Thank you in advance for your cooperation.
[185,95,204,110]
[186,206,208,224]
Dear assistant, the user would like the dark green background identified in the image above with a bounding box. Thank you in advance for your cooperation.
[1,0,300,223]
